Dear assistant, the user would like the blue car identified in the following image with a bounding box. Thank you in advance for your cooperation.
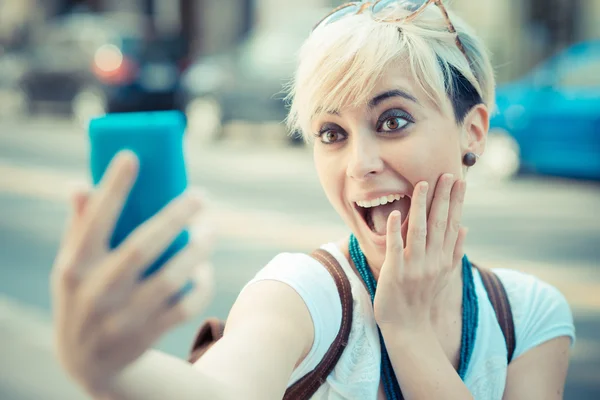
[489,40,600,180]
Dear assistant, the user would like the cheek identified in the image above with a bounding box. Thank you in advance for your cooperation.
[386,129,463,179]
[426,133,462,172]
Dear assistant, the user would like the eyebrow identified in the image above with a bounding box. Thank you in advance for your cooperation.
[368,89,419,108]
[321,88,419,117]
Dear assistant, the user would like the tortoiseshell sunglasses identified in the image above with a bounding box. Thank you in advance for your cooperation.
[313,0,469,63]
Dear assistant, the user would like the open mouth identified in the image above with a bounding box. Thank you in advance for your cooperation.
[355,194,412,236]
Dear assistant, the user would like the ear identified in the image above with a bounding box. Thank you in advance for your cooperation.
[461,103,489,156]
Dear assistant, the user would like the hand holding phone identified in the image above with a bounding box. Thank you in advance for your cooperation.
[50,111,214,396]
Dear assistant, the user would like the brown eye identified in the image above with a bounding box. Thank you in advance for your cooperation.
[376,109,414,134]
[386,119,399,129]
[383,117,406,131]
[325,131,339,142]
[318,129,347,144]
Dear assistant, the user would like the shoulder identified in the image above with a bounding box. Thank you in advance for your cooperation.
[254,251,336,283]
[239,249,343,379]
[491,268,571,317]
[491,268,576,359]
[247,251,342,317]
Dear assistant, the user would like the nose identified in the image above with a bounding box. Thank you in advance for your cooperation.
[346,132,384,180]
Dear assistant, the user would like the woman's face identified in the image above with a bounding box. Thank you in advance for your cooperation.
[311,62,488,268]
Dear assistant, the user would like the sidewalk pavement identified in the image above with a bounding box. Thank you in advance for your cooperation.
[0,296,88,400]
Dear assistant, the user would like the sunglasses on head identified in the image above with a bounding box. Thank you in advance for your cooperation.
[313,0,469,64]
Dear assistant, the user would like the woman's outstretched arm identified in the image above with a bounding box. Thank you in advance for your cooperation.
[101,280,314,400]
[51,154,313,400]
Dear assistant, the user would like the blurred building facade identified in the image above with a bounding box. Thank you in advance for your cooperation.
[17,0,254,56]
[0,0,598,81]
[451,0,600,80]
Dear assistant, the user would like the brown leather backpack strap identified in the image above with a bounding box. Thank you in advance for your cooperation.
[283,248,354,400]
[476,266,516,363]
[188,317,225,363]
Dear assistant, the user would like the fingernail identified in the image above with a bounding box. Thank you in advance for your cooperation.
[119,149,136,164]
[421,182,429,193]
[118,151,139,176]
[389,211,402,232]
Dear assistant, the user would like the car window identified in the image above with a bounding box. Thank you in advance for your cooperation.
[556,47,600,88]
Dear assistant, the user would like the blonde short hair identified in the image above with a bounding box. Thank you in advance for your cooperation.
[285,5,496,140]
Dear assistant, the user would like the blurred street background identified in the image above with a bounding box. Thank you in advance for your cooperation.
[0,0,599,399]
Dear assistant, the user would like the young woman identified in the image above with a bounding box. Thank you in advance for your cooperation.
[51,1,575,399]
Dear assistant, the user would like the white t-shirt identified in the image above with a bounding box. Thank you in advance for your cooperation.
[241,243,576,400]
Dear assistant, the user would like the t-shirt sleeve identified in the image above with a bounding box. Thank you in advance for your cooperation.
[493,268,576,360]
[238,252,342,384]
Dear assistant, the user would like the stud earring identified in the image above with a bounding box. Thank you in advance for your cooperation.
[463,152,479,167]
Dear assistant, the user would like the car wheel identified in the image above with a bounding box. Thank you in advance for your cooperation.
[480,129,521,181]
[72,87,107,126]
[185,96,223,142]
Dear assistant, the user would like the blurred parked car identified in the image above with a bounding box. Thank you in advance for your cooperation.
[18,13,188,123]
[488,40,600,181]
[177,9,328,145]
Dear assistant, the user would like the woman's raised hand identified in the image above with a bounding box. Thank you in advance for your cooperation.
[373,173,468,331]
[50,151,214,396]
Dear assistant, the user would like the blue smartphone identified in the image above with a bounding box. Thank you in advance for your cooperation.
[89,110,189,279]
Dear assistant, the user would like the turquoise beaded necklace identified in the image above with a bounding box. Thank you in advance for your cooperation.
[348,234,478,400]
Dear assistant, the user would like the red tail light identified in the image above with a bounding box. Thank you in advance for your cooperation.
[92,44,138,85]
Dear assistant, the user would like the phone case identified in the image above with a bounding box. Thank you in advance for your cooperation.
[89,110,189,279]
